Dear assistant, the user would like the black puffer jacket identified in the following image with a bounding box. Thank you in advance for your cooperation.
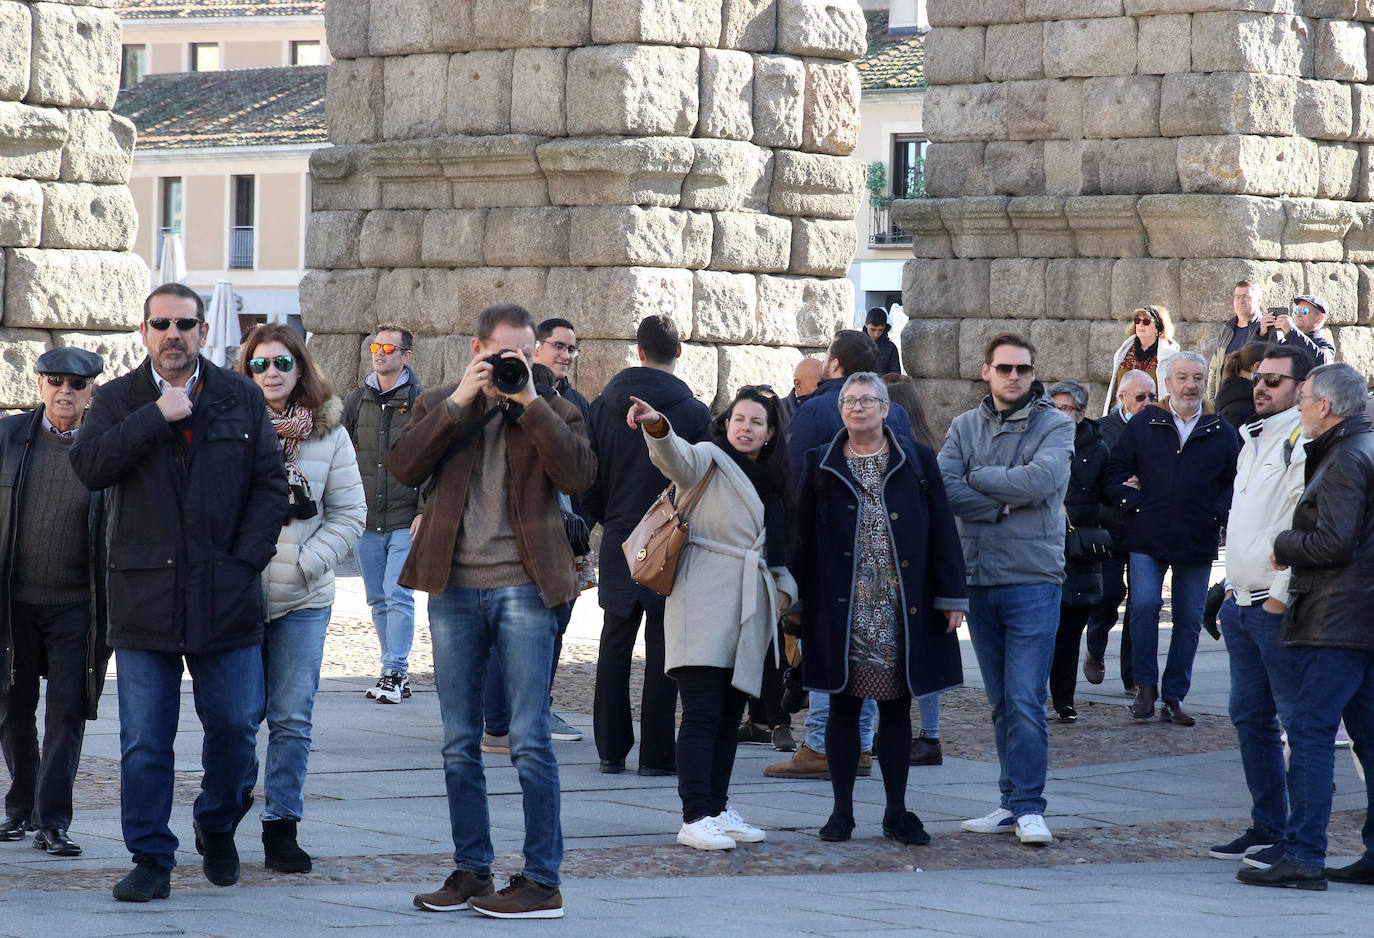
[1274,413,1374,654]
[1062,417,1109,607]
[0,408,109,719]
[70,359,289,654]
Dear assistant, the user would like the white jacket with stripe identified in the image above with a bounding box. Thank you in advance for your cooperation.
[1224,406,1305,607]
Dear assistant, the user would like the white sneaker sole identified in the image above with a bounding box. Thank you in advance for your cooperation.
[365,687,381,699]
[414,898,471,912]
[1017,830,1053,845]
[376,694,401,705]
[470,905,564,919]
[676,833,735,851]
[721,828,766,843]
[550,731,583,741]
[961,821,1016,834]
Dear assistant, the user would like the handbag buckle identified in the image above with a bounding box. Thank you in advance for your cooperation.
[636,548,647,561]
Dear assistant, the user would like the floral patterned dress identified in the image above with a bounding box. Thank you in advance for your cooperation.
[843,448,907,700]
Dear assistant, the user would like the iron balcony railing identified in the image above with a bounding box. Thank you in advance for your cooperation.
[229,226,256,269]
[868,201,911,246]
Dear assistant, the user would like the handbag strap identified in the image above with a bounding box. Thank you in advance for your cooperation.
[675,462,717,518]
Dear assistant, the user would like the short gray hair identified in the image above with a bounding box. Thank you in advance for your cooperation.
[1306,363,1368,419]
[1117,368,1157,396]
[838,372,888,409]
[1160,350,1207,382]
[1047,380,1088,413]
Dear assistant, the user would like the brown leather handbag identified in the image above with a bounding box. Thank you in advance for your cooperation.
[621,463,717,596]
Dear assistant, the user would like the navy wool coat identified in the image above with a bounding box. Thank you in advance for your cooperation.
[793,427,968,698]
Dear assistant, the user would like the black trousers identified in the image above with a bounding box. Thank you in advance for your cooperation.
[675,666,746,823]
[593,603,678,770]
[0,602,89,829]
[1085,550,1134,688]
[1050,603,1094,711]
[746,624,787,727]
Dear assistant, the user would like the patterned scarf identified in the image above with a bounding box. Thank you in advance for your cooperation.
[269,404,314,477]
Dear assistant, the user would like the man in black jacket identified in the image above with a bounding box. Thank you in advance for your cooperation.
[70,283,288,902]
[1240,363,1374,890]
[0,348,108,859]
[582,315,711,775]
[1268,294,1336,366]
[864,308,902,376]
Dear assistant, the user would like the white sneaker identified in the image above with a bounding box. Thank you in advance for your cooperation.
[712,805,766,843]
[375,670,403,704]
[365,675,384,699]
[1015,813,1053,845]
[961,807,1015,834]
[676,817,736,851]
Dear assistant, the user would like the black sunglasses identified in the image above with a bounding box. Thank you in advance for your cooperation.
[43,374,89,391]
[992,364,1035,377]
[1130,392,1158,403]
[248,355,295,374]
[146,317,203,332]
[1251,371,1296,388]
[738,384,777,399]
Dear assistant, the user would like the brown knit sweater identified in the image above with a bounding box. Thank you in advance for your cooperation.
[449,413,529,590]
[12,429,91,605]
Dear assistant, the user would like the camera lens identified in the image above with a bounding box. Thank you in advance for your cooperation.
[487,353,529,396]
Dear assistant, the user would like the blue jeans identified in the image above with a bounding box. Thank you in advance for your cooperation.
[917,692,940,738]
[1284,645,1374,867]
[1127,554,1210,701]
[246,606,331,822]
[485,599,573,736]
[805,692,874,753]
[428,582,562,888]
[1219,597,1298,840]
[357,528,415,676]
[966,583,1060,818]
[115,645,263,870]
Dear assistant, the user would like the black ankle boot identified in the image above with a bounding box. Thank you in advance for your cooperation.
[262,819,312,873]
[194,821,240,886]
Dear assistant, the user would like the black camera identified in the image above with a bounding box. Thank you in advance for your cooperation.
[780,666,807,715]
[287,482,318,520]
[485,351,529,396]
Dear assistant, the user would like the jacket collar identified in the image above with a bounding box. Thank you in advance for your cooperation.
[1305,413,1373,468]
[979,381,1050,424]
[818,425,909,480]
[1142,403,1225,437]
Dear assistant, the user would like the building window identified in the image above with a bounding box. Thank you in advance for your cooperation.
[230,176,256,270]
[291,40,323,66]
[120,45,147,90]
[190,42,220,72]
[157,177,183,265]
[891,134,928,200]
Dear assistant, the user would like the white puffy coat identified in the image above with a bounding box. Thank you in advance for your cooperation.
[261,397,366,620]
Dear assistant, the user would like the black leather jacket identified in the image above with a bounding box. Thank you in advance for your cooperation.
[0,407,109,719]
[1274,413,1374,653]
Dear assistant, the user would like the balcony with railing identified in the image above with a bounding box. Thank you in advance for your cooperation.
[229,226,256,269]
[867,199,911,247]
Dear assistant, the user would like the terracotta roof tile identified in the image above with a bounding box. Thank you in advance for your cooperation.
[856,11,925,91]
[115,66,327,150]
[119,1,324,19]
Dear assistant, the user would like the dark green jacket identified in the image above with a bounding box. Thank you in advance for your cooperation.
[343,371,423,532]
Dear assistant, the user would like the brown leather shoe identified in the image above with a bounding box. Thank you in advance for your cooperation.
[1130,685,1158,720]
[857,750,873,777]
[1161,699,1196,726]
[909,734,944,766]
[763,744,829,779]
[1083,655,1106,685]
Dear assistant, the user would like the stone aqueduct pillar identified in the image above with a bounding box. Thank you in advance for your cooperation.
[303,0,867,406]
[900,0,1374,427]
[0,0,146,411]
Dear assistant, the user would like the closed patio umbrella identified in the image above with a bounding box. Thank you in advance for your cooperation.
[158,233,187,285]
[204,280,239,368]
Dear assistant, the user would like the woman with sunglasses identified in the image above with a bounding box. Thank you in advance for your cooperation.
[625,386,797,852]
[1103,306,1179,416]
[236,325,365,873]
[794,374,966,846]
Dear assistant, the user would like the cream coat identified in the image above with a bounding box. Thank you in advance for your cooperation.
[645,425,797,698]
[261,397,366,620]
[1102,334,1180,415]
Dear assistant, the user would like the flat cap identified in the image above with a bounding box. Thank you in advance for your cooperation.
[35,347,104,379]
[1292,294,1329,317]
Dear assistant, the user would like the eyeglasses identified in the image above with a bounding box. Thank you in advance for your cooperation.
[1133,315,1157,326]
[1251,371,1296,388]
[42,375,88,391]
[540,340,578,357]
[1130,392,1158,403]
[991,364,1035,377]
[840,395,884,411]
[1054,403,1081,415]
[146,317,202,332]
[247,355,295,374]
[369,342,409,355]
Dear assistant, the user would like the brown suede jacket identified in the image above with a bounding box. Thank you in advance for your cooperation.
[388,387,596,606]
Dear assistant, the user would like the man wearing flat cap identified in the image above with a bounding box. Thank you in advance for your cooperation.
[1270,295,1336,366]
[0,347,108,858]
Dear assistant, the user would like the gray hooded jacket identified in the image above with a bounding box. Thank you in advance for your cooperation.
[937,384,1075,587]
